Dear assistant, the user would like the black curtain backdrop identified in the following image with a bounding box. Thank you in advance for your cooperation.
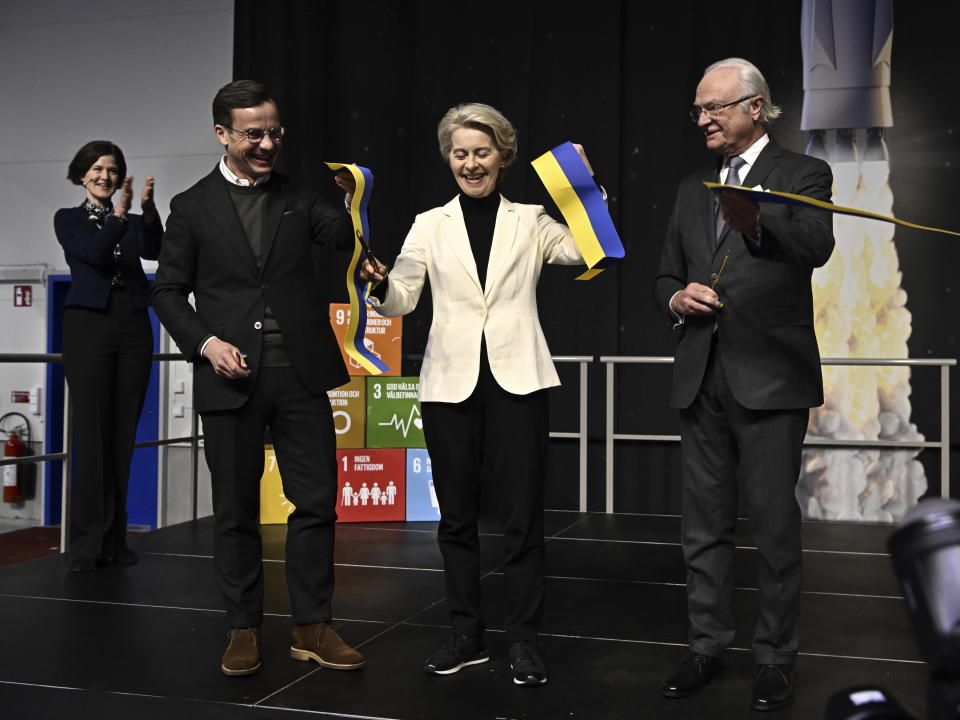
[234,0,959,512]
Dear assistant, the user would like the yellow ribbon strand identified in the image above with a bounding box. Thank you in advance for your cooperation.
[704,182,960,238]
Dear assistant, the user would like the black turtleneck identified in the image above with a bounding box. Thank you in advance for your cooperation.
[459,191,500,289]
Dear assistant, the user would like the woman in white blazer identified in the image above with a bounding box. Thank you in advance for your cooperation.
[365,103,594,687]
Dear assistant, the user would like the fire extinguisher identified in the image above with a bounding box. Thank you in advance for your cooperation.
[3,428,23,503]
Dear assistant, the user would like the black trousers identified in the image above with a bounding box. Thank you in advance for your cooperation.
[62,289,153,562]
[201,366,338,629]
[679,337,808,665]
[421,354,549,644]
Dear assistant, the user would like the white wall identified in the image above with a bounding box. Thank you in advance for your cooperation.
[0,0,232,521]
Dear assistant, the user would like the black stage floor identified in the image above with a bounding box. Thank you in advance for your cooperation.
[0,511,925,719]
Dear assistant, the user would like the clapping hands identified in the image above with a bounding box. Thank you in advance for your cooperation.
[114,176,156,218]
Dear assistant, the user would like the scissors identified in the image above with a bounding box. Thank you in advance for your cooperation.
[356,229,384,271]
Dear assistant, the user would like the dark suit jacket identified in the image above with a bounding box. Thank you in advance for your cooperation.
[654,137,835,411]
[54,205,162,310]
[151,167,353,413]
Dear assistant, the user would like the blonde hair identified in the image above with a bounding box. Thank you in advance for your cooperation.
[704,57,783,124]
[437,102,518,168]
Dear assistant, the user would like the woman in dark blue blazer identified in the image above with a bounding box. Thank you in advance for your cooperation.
[54,140,162,572]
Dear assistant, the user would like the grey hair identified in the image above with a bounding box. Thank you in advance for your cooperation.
[704,57,782,124]
[437,102,518,167]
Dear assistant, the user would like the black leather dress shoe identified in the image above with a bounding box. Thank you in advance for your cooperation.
[69,557,96,573]
[751,664,794,711]
[661,652,724,698]
[99,547,138,567]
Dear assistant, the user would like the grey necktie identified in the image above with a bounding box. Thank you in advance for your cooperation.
[715,155,746,242]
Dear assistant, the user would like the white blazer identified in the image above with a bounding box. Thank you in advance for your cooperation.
[369,195,583,403]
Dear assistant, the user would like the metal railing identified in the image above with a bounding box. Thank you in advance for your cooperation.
[549,356,593,512]
[600,356,957,513]
[0,352,202,552]
[2,352,951,534]
[0,352,593,547]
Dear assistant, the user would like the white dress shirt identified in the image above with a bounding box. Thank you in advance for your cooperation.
[668,132,769,324]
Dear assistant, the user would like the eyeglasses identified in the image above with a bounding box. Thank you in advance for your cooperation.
[223,125,285,143]
[689,95,758,124]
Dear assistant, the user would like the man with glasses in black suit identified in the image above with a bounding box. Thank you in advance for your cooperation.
[654,58,835,712]
[153,80,366,677]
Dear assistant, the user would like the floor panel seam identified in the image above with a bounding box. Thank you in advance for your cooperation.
[0,572,903,607]
[254,702,405,720]
[544,536,890,556]
[254,594,452,708]
[391,623,923,664]
[140,540,890,557]
[546,512,598,541]
[26,682,408,720]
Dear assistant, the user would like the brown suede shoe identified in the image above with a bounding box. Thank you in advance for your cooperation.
[221,628,261,676]
[290,622,365,670]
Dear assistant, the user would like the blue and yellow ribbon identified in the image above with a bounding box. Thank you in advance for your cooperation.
[704,182,960,238]
[325,162,389,375]
[531,141,624,279]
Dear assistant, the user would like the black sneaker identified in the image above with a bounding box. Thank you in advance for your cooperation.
[509,640,547,686]
[424,634,489,675]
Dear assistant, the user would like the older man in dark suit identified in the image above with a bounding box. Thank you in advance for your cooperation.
[654,58,834,712]
[152,80,364,677]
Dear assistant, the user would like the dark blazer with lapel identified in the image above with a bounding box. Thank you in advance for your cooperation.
[654,138,835,411]
[54,205,162,310]
[152,167,352,412]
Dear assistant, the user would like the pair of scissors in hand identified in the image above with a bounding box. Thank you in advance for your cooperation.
[356,229,384,271]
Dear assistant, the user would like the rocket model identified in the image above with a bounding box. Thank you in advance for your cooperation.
[800,0,894,160]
